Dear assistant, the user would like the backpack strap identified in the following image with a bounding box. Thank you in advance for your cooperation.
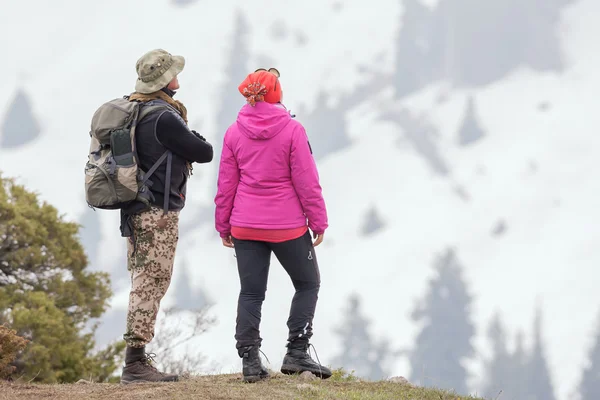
[137,103,170,124]
[163,151,173,216]
[138,149,172,215]
[140,151,169,186]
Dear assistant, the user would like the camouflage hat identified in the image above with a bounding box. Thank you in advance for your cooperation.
[134,49,185,94]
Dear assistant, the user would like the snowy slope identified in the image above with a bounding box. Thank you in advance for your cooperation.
[1,1,599,399]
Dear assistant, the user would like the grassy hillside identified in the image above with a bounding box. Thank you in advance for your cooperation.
[0,372,486,400]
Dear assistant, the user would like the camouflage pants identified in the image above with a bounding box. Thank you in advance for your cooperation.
[123,206,179,348]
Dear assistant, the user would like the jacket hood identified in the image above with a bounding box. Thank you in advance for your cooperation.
[236,102,292,140]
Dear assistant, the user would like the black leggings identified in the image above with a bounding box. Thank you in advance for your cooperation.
[232,231,321,354]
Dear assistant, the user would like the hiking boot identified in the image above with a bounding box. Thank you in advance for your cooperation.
[240,346,270,383]
[281,340,332,379]
[120,353,179,384]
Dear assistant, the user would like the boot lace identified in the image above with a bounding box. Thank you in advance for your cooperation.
[308,343,324,378]
[259,348,271,366]
[140,353,161,373]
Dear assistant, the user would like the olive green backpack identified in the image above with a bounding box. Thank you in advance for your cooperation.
[85,96,171,211]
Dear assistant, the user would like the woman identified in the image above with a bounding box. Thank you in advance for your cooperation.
[214,68,331,382]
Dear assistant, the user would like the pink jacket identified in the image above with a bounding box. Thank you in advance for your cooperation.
[214,102,328,238]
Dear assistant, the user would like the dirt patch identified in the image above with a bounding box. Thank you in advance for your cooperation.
[0,373,484,400]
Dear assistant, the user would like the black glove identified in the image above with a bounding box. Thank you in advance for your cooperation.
[191,130,207,141]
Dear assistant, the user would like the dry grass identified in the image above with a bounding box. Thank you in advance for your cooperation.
[0,373,486,400]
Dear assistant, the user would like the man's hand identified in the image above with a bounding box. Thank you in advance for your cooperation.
[222,235,234,248]
[313,232,324,247]
[191,130,207,141]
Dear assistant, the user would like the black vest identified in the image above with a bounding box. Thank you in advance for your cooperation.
[135,100,189,211]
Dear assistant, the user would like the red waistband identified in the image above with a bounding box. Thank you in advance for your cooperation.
[231,226,308,243]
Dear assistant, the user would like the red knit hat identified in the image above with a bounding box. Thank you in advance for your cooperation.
[238,71,282,106]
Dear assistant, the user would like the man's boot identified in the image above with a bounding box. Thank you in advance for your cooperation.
[240,346,270,383]
[281,339,332,379]
[120,346,179,384]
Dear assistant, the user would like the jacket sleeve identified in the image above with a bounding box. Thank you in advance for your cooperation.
[155,111,214,163]
[290,125,328,234]
[214,132,240,238]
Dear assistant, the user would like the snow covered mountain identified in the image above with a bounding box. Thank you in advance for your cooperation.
[1,0,598,398]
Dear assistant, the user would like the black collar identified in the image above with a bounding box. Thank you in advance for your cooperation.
[161,87,176,98]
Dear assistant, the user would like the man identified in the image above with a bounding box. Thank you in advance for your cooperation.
[119,49,213,384]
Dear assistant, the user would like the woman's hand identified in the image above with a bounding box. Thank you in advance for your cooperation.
[313,232,324,247]
[222,236,234,248]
